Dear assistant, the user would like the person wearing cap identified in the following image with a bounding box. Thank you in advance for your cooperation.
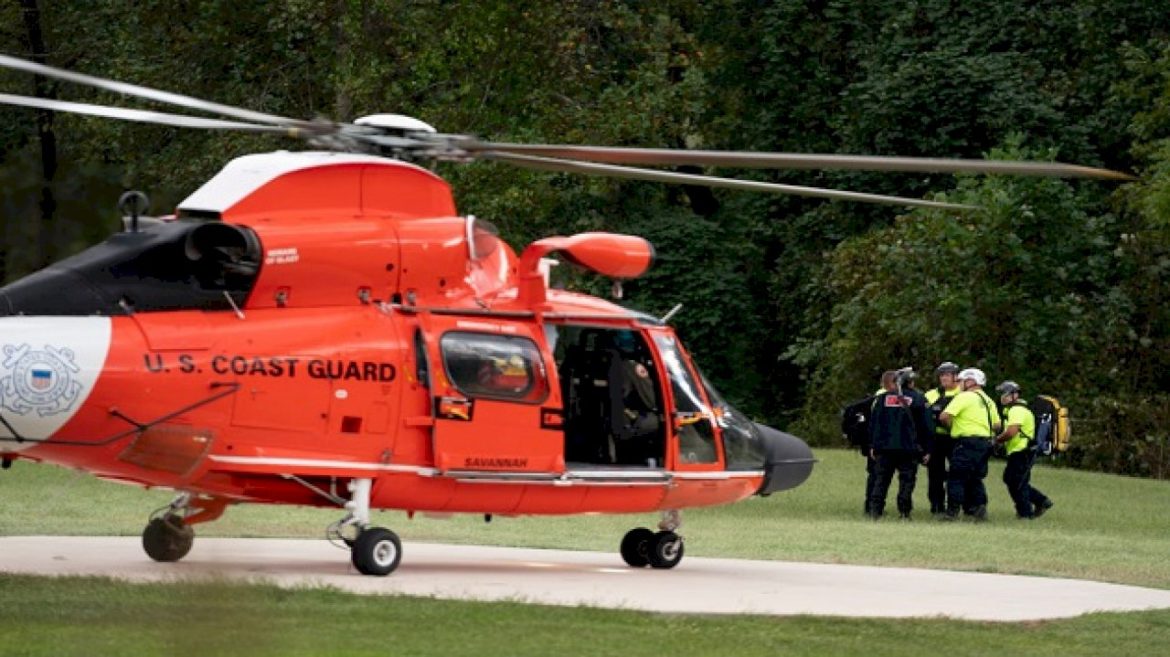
[938,368,1001,521]
[865,368,933,520]
[995,381,1054,519]
[924,361,962,515]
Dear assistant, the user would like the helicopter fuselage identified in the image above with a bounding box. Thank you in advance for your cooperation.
[0,152,812,551]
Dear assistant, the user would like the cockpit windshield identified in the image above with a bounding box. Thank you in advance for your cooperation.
[701,375,768,471]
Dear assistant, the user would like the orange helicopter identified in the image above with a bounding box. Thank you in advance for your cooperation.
[0,54,1128,575]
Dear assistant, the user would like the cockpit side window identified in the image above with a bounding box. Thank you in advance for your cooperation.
[653,333,718,464]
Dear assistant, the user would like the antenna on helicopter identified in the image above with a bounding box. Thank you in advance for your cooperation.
[117,190,150,233]
[660,303,684,324]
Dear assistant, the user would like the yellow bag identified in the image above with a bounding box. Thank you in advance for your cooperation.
[1033,395,1071,454]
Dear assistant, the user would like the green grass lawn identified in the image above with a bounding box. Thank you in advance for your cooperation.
[3,448,1168,587]
[2,575,1170,657]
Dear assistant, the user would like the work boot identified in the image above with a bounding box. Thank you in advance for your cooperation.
[969,505,988,522]
[1033,500,1054,518]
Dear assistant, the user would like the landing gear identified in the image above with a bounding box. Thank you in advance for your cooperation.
[620,528,655,567]
[620,509,684,570]
[143,513,194,562]
[328,477,403,577]
[648,530,683,569]
[141,492,228,563]
[352,527,402,576]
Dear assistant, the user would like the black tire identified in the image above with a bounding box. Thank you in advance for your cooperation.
[648,530,683,569]
[351,527,402,576]
[620,527,655,568]
[142,515,194,562]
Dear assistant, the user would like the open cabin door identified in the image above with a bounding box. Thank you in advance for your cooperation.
[422,316,563,474]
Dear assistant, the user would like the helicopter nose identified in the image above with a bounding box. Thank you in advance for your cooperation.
[753,422,815,496]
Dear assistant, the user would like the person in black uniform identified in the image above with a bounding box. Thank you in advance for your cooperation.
[866,368,934,520]
[843,373,889,515]
[924,361,961,515]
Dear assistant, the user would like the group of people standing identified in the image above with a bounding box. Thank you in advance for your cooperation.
[862,362,1054,521]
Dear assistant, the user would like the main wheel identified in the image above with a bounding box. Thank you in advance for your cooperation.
[142,515,194,562]
[351,527,402,576]
[620,527,655,567]
[648,530,684,569]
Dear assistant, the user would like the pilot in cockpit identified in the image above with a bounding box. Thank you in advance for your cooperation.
[609,331,661,465]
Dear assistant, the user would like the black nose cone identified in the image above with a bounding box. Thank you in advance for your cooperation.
[754,423,815,496]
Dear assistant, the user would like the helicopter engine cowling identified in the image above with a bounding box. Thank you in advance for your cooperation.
[753,422,816,496]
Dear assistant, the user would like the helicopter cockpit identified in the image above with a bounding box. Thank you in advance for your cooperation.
[0,219,261,316]
[551,323,774,473]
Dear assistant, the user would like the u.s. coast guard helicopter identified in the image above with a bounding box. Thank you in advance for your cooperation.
[0,53,1127,575]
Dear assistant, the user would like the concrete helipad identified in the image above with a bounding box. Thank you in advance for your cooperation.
[3,536,1169,621]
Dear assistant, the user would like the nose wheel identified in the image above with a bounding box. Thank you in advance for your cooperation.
[620,510,684,569]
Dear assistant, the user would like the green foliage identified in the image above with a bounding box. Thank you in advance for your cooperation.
[789,141,1134,443]
[4,2,1170,475]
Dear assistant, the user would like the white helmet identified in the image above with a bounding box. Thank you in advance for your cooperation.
[957,368,986,386]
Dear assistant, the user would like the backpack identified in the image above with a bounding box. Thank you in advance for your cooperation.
[1029,395,1071,455]
[841,394,880,447]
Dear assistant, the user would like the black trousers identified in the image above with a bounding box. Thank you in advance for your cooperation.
[868,450,919,516]
[1003,449,1051,517]
[863,456,876,514]
[927,436,953,513]
[947,438,992,514]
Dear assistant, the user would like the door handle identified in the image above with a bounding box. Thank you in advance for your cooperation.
[438,396,474,421]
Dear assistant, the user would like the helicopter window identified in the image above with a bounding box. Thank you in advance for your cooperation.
[440,331,548,403]
[414,329,430,388]
[702,376,767,471]
[653,334,718,465]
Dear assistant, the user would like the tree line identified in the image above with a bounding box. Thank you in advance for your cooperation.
[2,1,1170,477]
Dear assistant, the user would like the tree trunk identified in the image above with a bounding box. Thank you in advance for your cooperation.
[19,0,56,269]
[333,0,352,121]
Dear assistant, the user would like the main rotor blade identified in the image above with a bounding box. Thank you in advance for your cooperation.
[466,142,1134,181]
[0,53,317,130]
[0,93,298,134]
[480,151,976,210]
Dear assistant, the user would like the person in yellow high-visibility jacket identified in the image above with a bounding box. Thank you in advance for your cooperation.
[994,381,1054,519]
[938,368,1001,521]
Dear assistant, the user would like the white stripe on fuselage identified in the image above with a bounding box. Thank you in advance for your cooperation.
[0,317,112,451]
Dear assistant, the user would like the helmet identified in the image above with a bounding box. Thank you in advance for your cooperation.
[935,361,960,375]
[957,368,986,386]
[996,380,1021,396]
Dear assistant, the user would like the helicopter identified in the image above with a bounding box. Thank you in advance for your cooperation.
[0,54,1129,576]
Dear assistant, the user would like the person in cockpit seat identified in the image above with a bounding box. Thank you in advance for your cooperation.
[609,351,660,465]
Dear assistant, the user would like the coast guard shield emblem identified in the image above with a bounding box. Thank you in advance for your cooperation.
[1,343,83,417]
